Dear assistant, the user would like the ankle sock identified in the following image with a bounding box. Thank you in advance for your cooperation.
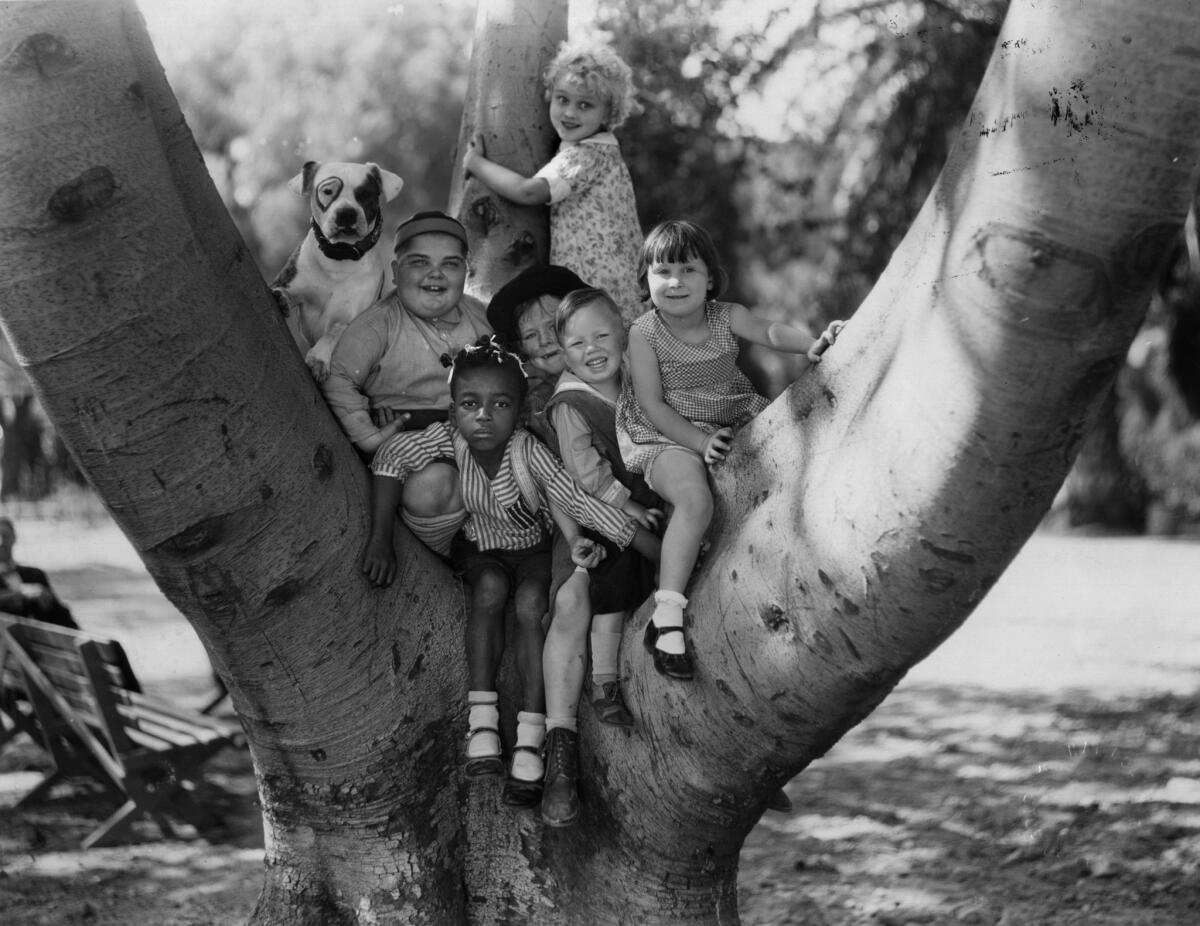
[511,711,546,782]
[651,590,687,655]
[590,629,622,681]
[545,714,578,734]
[466,691,500,759]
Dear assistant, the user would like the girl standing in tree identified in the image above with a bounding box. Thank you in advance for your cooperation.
[617,220,843,681]
[463,39,644,325]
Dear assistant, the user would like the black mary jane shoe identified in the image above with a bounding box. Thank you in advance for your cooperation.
[643,621,695,681]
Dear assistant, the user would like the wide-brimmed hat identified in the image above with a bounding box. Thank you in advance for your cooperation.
[486,264,590,345]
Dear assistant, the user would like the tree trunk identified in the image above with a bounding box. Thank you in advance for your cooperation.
[448,0,566,300]
[2,1,1199,924]
[0,3,468,922]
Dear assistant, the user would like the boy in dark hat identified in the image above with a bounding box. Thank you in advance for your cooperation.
[485,264,589,428]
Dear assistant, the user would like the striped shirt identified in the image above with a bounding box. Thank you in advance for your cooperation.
[372,423,636,552]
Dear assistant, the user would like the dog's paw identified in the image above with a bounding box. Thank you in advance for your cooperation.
[306,339,336,382]
[271,287,293,317]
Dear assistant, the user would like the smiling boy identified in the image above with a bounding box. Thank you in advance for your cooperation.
[322,212,491,554]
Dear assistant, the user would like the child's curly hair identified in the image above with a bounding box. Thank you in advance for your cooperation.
[543,39,642,130]
[447,335,529,405]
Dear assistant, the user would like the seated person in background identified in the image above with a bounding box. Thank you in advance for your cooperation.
[322,211,492,555]
[0,516,79,630]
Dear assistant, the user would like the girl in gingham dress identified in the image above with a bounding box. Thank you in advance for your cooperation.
[364,337,644,807]
[617,221,844,681]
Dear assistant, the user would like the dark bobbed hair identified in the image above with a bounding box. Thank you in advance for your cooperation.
[636,220,728,303]
[554,287,627,346]
[447,335,529,405]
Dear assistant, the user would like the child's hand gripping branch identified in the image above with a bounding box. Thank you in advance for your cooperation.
[464,133,552,206]
[361,471,404,588]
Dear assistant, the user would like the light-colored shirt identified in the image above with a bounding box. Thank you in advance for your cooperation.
[372,423,636,552]
[322,290,490,447]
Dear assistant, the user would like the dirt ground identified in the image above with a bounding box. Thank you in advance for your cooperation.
[2,518,1200,925]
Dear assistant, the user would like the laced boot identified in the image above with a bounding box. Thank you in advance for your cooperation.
[540,727,580,827]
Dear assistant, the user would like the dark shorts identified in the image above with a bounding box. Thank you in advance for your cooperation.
[548,530,656,617]
[588,533,656,614]
[450,534,552,592]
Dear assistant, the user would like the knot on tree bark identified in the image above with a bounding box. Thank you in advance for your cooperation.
[3,32,79,78]
[47,166,117,223]
[963,222,1112,321]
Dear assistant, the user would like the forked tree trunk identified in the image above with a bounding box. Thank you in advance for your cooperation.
[448,0,566,299]
[1,1,1198,924]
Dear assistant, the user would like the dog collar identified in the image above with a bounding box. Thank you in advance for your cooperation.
[311,215,383,261]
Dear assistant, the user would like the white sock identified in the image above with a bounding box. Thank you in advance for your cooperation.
[545,714,577,734]
[590,629,622,684]
[651,590,687,655]
[467,691,500,759]
[512,711,546,782]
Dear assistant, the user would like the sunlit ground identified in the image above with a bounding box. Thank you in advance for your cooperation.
[4,514,1200,924]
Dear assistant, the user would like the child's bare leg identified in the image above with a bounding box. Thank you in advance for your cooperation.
[649,449,713,657]
[504,571,550,807]
[513,574,549,715]
[464,566,508,777]
[401,462,465,556]
[465,568,508,692]
[590,610,632,725]
[543,570,591,726]
[540,569,588,823]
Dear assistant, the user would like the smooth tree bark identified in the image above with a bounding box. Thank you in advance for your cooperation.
[448,0,567,300]
[2,1,1199,924]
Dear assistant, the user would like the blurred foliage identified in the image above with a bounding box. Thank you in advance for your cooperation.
[597,0,1004,321]
[154,0,475,276]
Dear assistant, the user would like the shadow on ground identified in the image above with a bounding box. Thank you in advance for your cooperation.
[741,684,1200,926]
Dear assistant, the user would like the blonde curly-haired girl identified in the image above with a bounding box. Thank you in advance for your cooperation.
[465,38,645,325]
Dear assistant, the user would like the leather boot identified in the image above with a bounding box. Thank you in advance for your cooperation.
[540,727,580,827]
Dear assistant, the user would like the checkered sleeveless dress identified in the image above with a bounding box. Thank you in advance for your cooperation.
[616,300,768,475]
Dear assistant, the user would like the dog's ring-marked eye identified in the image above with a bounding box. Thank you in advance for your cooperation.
[316,178,344,210]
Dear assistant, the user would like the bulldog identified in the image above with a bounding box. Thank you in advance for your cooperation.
[271,160,404,380]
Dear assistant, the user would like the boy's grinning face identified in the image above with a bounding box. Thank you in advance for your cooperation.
[451,367,522,457]
[393,233,467,321]
[561,302,624,390]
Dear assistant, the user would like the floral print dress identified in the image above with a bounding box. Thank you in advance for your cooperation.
[534,132,644,326]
